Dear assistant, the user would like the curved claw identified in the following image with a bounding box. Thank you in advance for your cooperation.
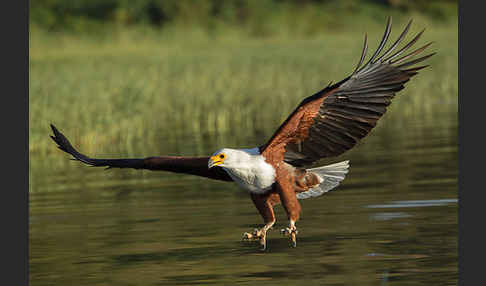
[243,228,268,251]
[242,228,263,242]
[242,232,254,241]
[281,227,298,247]
[260,235,267,251]
[243,223,274,250]
[291,232,297,248]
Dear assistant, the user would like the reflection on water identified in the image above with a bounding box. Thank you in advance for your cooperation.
[370,212,412,221]
[367,199,458,209]
[30,109,457,285]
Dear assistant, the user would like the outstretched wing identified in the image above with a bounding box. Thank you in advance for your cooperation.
[260,17,434,167]
[50,124,233,182]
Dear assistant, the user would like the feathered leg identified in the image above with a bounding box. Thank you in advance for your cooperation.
[275,180,301,247]
[243,192,280,250]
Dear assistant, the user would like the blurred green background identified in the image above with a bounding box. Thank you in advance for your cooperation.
[29,2,458,285]
[29,0,457,155]
[30,0,458,191]
[30,0,457,34]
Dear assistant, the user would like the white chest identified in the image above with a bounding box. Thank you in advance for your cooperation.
[223,154,276,194]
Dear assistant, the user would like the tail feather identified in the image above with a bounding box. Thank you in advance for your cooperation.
[297,160,350,200]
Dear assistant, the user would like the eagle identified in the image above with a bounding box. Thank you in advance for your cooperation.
[50,17,433,250]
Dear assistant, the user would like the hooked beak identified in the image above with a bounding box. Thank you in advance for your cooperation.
[208,155,224,169]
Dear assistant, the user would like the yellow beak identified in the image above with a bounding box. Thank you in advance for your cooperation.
[208,155,224,169]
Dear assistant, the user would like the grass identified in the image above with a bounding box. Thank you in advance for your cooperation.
[29,15,457,161]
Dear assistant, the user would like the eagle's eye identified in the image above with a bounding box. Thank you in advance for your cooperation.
[219,154,225,159]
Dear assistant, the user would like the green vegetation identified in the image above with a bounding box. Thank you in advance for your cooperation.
[30,0,457,34]
[30,19,457,147]
[29,3,457,194]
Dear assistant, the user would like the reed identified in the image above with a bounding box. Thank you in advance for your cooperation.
[29,17,457,160]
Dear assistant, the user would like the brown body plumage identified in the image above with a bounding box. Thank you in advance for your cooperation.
[50,17,433,250]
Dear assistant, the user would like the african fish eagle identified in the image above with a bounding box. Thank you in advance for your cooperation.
[50,17,433,250]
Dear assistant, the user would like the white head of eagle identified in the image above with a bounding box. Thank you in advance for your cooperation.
[208,148,276,194]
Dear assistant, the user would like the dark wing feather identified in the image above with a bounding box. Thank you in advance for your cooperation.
[260,17,434,167]
[50,124,232,181]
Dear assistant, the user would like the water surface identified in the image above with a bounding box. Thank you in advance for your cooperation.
[30,108,457,285]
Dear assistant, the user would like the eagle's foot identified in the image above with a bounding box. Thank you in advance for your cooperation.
[242,228,262,241]
[242,228,268,251]
[280,227,298,247]
[280,227,298,236]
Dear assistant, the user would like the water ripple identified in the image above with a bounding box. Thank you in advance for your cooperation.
[366,198,458,209]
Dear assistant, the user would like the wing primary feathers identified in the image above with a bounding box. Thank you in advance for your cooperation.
[402,65,429,73]
[390,42,434,65]
[367,16,392,65]
[50,124,99,166]
[395,52,436,69]
[352,33,368,76]
[383,28,425,63]
[357,27,426,78]
[375,19,413,63]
